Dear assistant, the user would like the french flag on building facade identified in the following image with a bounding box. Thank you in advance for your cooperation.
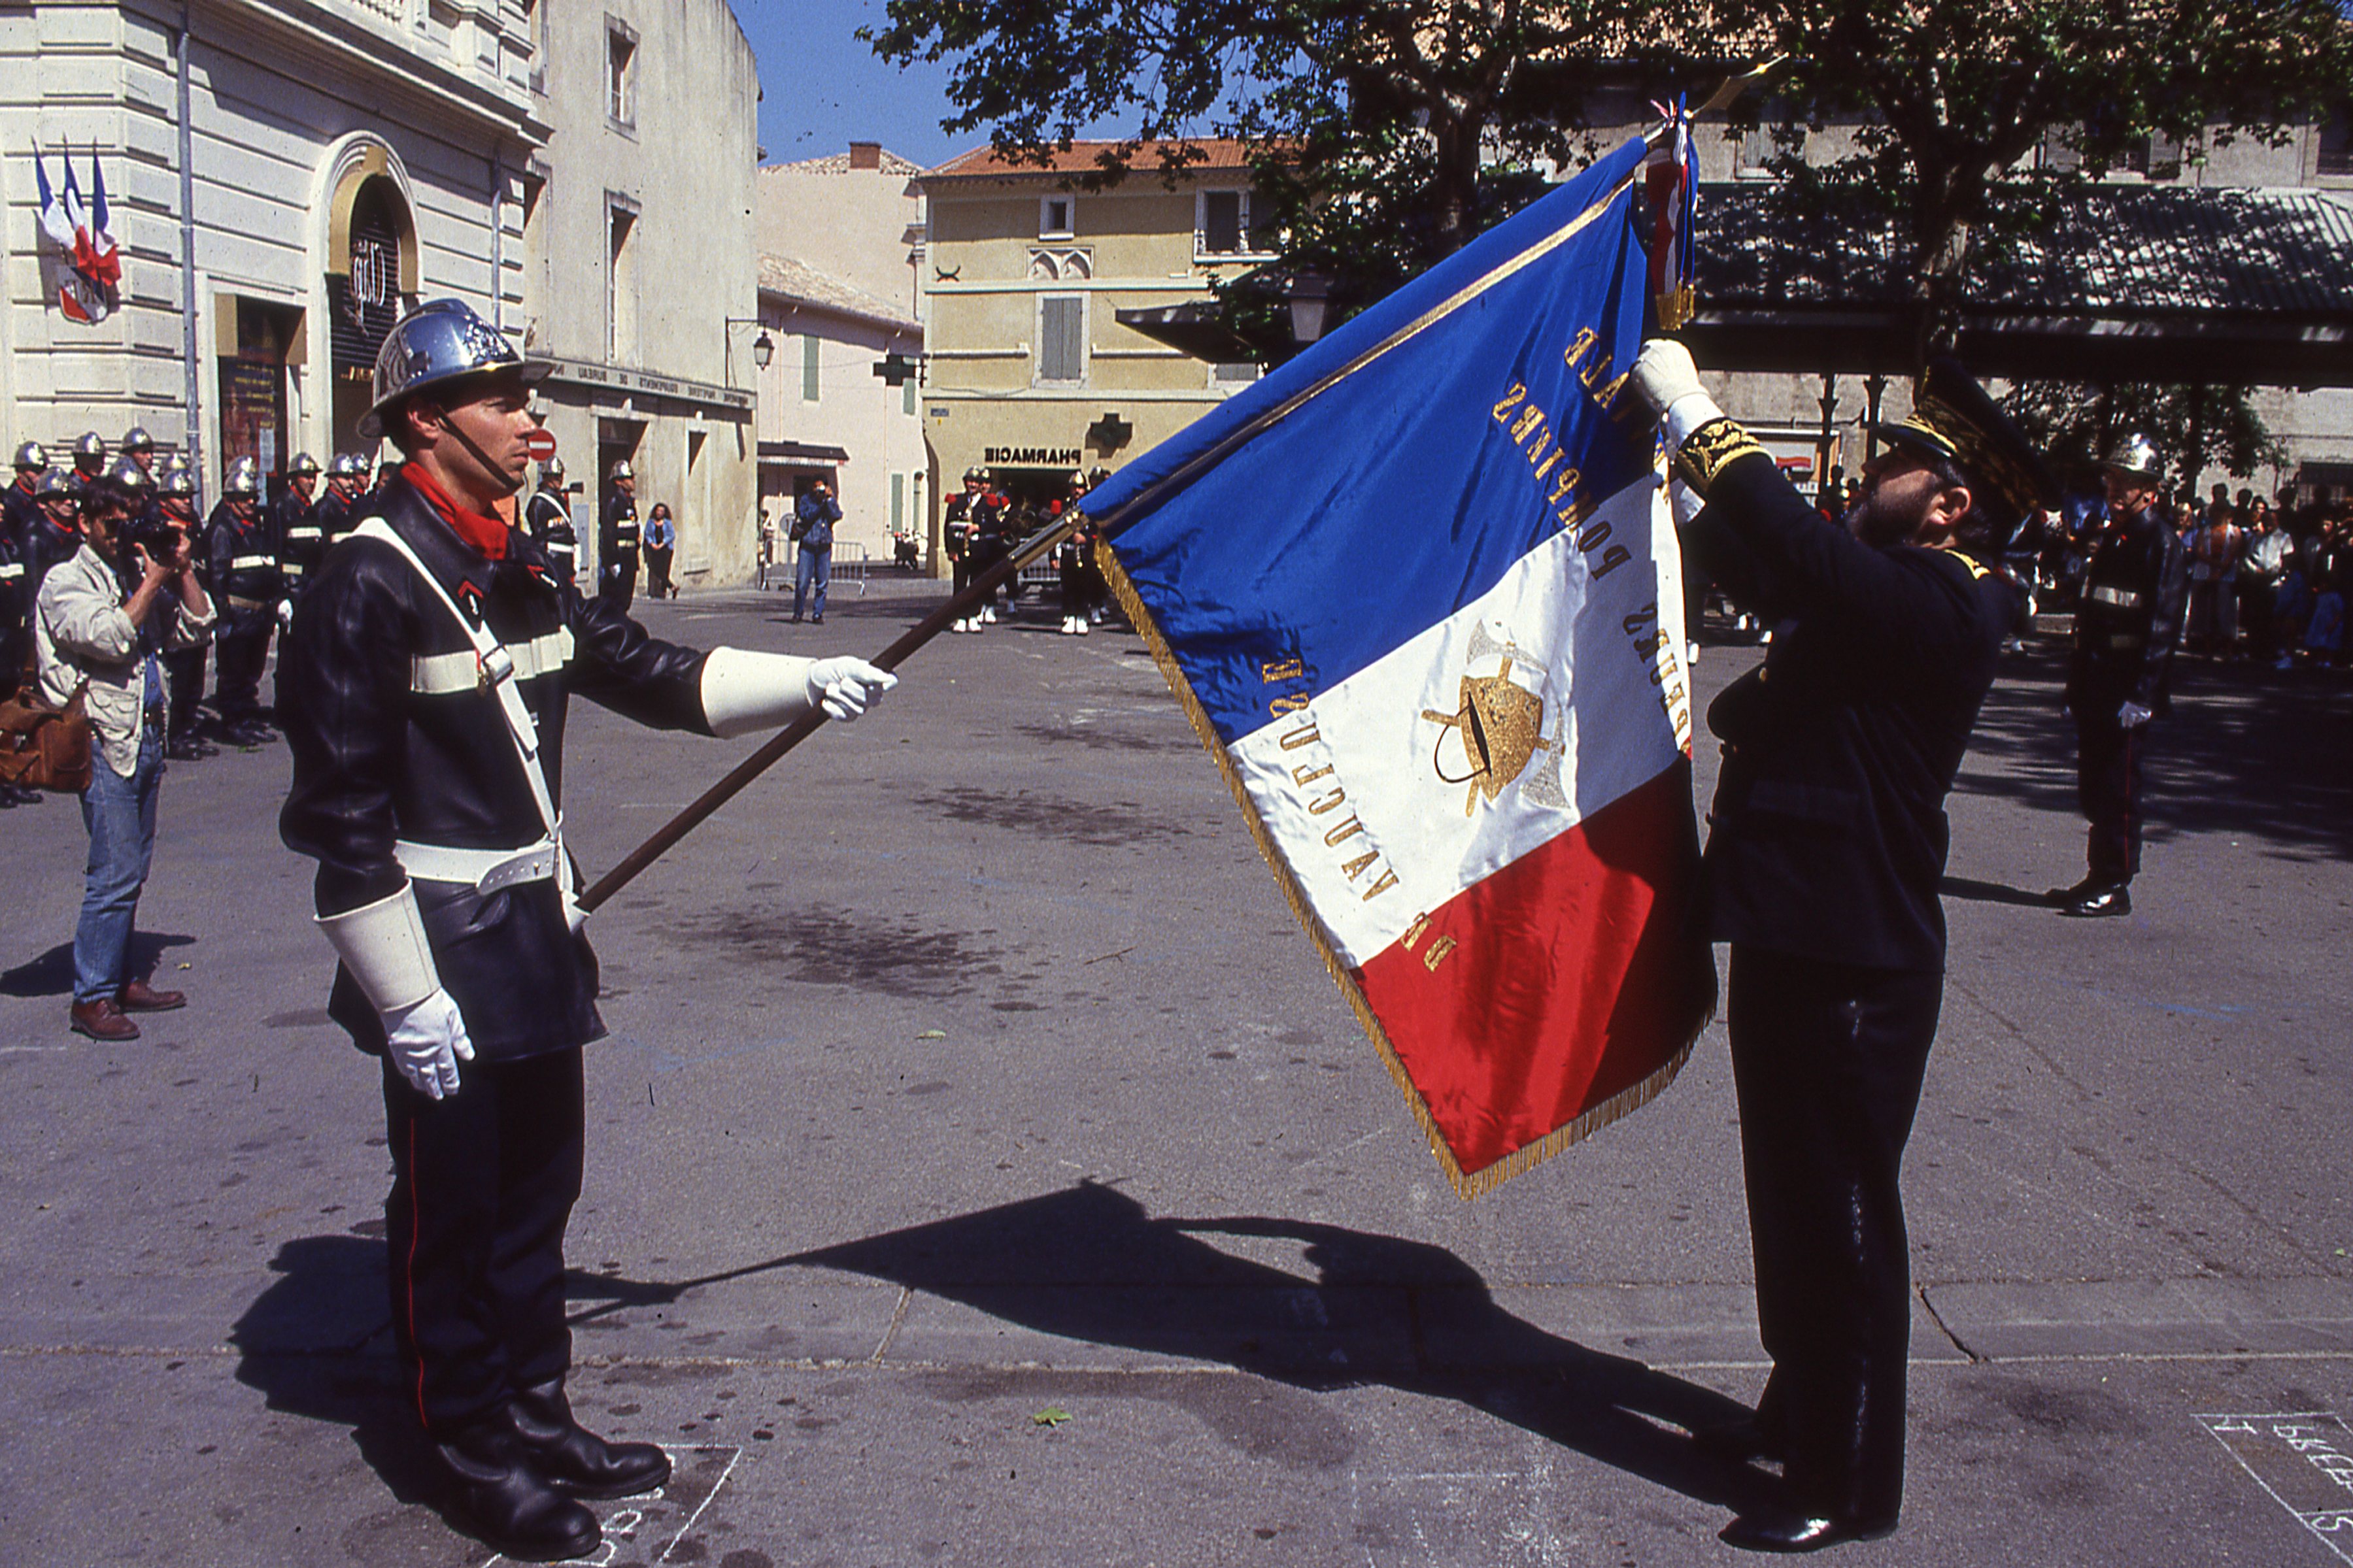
[1087,134,1714,1198]
[35,142,122,324]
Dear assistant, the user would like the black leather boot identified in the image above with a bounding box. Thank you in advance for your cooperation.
[509,1376,671,1499]
[436,1413,601,1561]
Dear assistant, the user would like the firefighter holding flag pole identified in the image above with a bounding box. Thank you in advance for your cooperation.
[277,298,896,1561]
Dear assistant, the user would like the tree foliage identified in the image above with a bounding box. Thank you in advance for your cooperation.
[2005,379,2288,496]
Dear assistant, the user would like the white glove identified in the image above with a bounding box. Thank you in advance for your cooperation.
[383,988,475,1100]
[1630,339,1727,448]
[2117,700,2152,728]
[277,598,295,629]
[804,657,898,722]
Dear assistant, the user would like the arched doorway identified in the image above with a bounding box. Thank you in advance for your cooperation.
[322,144,419,453]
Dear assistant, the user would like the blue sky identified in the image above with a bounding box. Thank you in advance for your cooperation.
[730,0,1141,169]
[730,0,973,170]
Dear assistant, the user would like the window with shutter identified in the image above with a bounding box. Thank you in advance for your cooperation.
[1039,295,1084,383]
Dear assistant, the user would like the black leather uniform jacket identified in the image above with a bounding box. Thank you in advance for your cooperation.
[2067,501,2188,715]
[525,487,578,584]
[279,476,715,1062]
[1680,431,2018,973]
[0,482,37,629]
[600,488,639,569]
[207,500,280,617]
[314,487,358,546]
[276,489,325,593]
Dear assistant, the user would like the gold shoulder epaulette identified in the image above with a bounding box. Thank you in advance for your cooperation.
[1672,417,1765,494]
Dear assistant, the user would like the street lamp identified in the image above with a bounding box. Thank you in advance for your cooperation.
[1288,274,1332,344]
[724,317,773,386]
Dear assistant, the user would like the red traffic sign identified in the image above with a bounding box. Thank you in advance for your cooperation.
[524,427,558,462]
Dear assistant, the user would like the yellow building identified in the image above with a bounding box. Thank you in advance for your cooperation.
[906,141,1276,565]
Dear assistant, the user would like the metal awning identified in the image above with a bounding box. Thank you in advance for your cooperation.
[1112,301,1260,365]
[758,440,850,467]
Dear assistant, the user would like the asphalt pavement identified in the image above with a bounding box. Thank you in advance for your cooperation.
[2,573,2350,1567]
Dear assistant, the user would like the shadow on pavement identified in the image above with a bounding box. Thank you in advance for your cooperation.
[576,1180,1782,1515]
[0,932,195,997]
[229,1235,443,1508]
[1959,637,2353,863]
[1938,875,2052,909]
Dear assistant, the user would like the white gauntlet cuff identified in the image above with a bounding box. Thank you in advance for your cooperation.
[1663,390,1729,452]
[316,884,440,1014]
[700,647,816,739]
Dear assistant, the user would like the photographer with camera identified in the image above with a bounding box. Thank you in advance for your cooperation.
[34,475,215,1040]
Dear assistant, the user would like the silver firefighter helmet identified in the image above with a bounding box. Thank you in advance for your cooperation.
[161,467,195,499]
[2102,431,2162,483]
[543,455,566,484]
[110,458,154,492]
[361,298,549,439]
[35,469,75,501]
[12,441,46,471]
[121,425,156,454]
[289,452,322,477]
[609,459,634,482]
[224,456,262,497]
[73,431,107,463]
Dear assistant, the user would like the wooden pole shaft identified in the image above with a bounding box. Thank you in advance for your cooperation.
[574,512,1083,912]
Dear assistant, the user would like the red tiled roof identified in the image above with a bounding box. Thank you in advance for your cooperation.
[915,139,1261,185]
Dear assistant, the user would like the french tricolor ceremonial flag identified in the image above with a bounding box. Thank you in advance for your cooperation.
[1087,135,1714,1197]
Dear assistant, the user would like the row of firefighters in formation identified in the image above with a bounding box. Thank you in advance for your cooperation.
[941,465,1113,636]
[1,430,643,756]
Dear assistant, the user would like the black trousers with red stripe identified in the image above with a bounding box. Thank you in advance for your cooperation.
[2073,710,2147,886]
[381,1047,583,1436]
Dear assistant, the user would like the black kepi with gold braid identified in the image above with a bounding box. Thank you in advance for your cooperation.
[1873,358,2057,531]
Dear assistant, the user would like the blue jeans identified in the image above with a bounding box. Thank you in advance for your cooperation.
[75,725,163,1004]
[794,546,831,620]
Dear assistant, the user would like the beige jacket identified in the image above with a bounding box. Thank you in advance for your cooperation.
[35,544,215,778]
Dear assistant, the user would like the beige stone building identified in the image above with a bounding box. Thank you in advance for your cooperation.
[907,140,1276,569]
[522,0,759,588]
[1,0,542,493]
[754,144,924,563]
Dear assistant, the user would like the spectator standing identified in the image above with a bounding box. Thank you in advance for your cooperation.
[2186,501,2243,655]
[2241,503,2293,671]
[792,480,839,624]
[35,476,216,1039]
[643,503,677,599]
[2305,514,2347,664]
[756,506,777,592]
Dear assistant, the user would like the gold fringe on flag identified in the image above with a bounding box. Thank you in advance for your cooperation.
[1098,546,1702,1200]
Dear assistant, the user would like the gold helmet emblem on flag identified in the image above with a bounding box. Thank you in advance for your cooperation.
[1422,626,1563,816]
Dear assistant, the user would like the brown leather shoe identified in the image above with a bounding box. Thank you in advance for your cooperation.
[118,980,187,1013]
[70,999,140,1041]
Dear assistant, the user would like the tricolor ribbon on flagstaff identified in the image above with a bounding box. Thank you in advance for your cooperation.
[33,141,122,325]
[1084,131,1715,1198]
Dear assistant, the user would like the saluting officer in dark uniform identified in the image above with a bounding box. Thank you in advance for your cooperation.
[1633,342,2044,1552]
[207,456,281,746]
[2049,433,2187,918]
[314,454,367,546]
[275,452,327,599]
[598,459,639,607]
[279,299,896,1561]
[524,456,579,586]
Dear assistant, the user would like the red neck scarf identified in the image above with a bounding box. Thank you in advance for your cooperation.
[402,462,511,560]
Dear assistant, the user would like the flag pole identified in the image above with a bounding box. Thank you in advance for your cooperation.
[574,510,1083,912]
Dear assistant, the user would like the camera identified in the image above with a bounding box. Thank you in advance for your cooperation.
[117,510,184,573]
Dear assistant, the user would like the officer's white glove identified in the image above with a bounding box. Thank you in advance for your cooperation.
[805,657,898,722]
[2117,700,2152,728]
[1630,339,1729,450]
[383,989,475,1101]
[276,598,295,629]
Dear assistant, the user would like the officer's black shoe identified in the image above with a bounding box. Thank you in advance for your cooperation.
[509,1377,671,1499]
[1718,1510,1899,1554]
[2043,875,2103,906]
[2059,883,2132,919]
[435,1415,601,1561]
[224,723,273,749]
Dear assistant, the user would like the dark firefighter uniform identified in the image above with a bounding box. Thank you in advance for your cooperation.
[1,471,40,684]
[598,483,639,607]
[1653,354,2044,1546]
[524,479,578,587]
[2063,495,2187,903]
[276,481,327,599]
[207,492,282,735]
